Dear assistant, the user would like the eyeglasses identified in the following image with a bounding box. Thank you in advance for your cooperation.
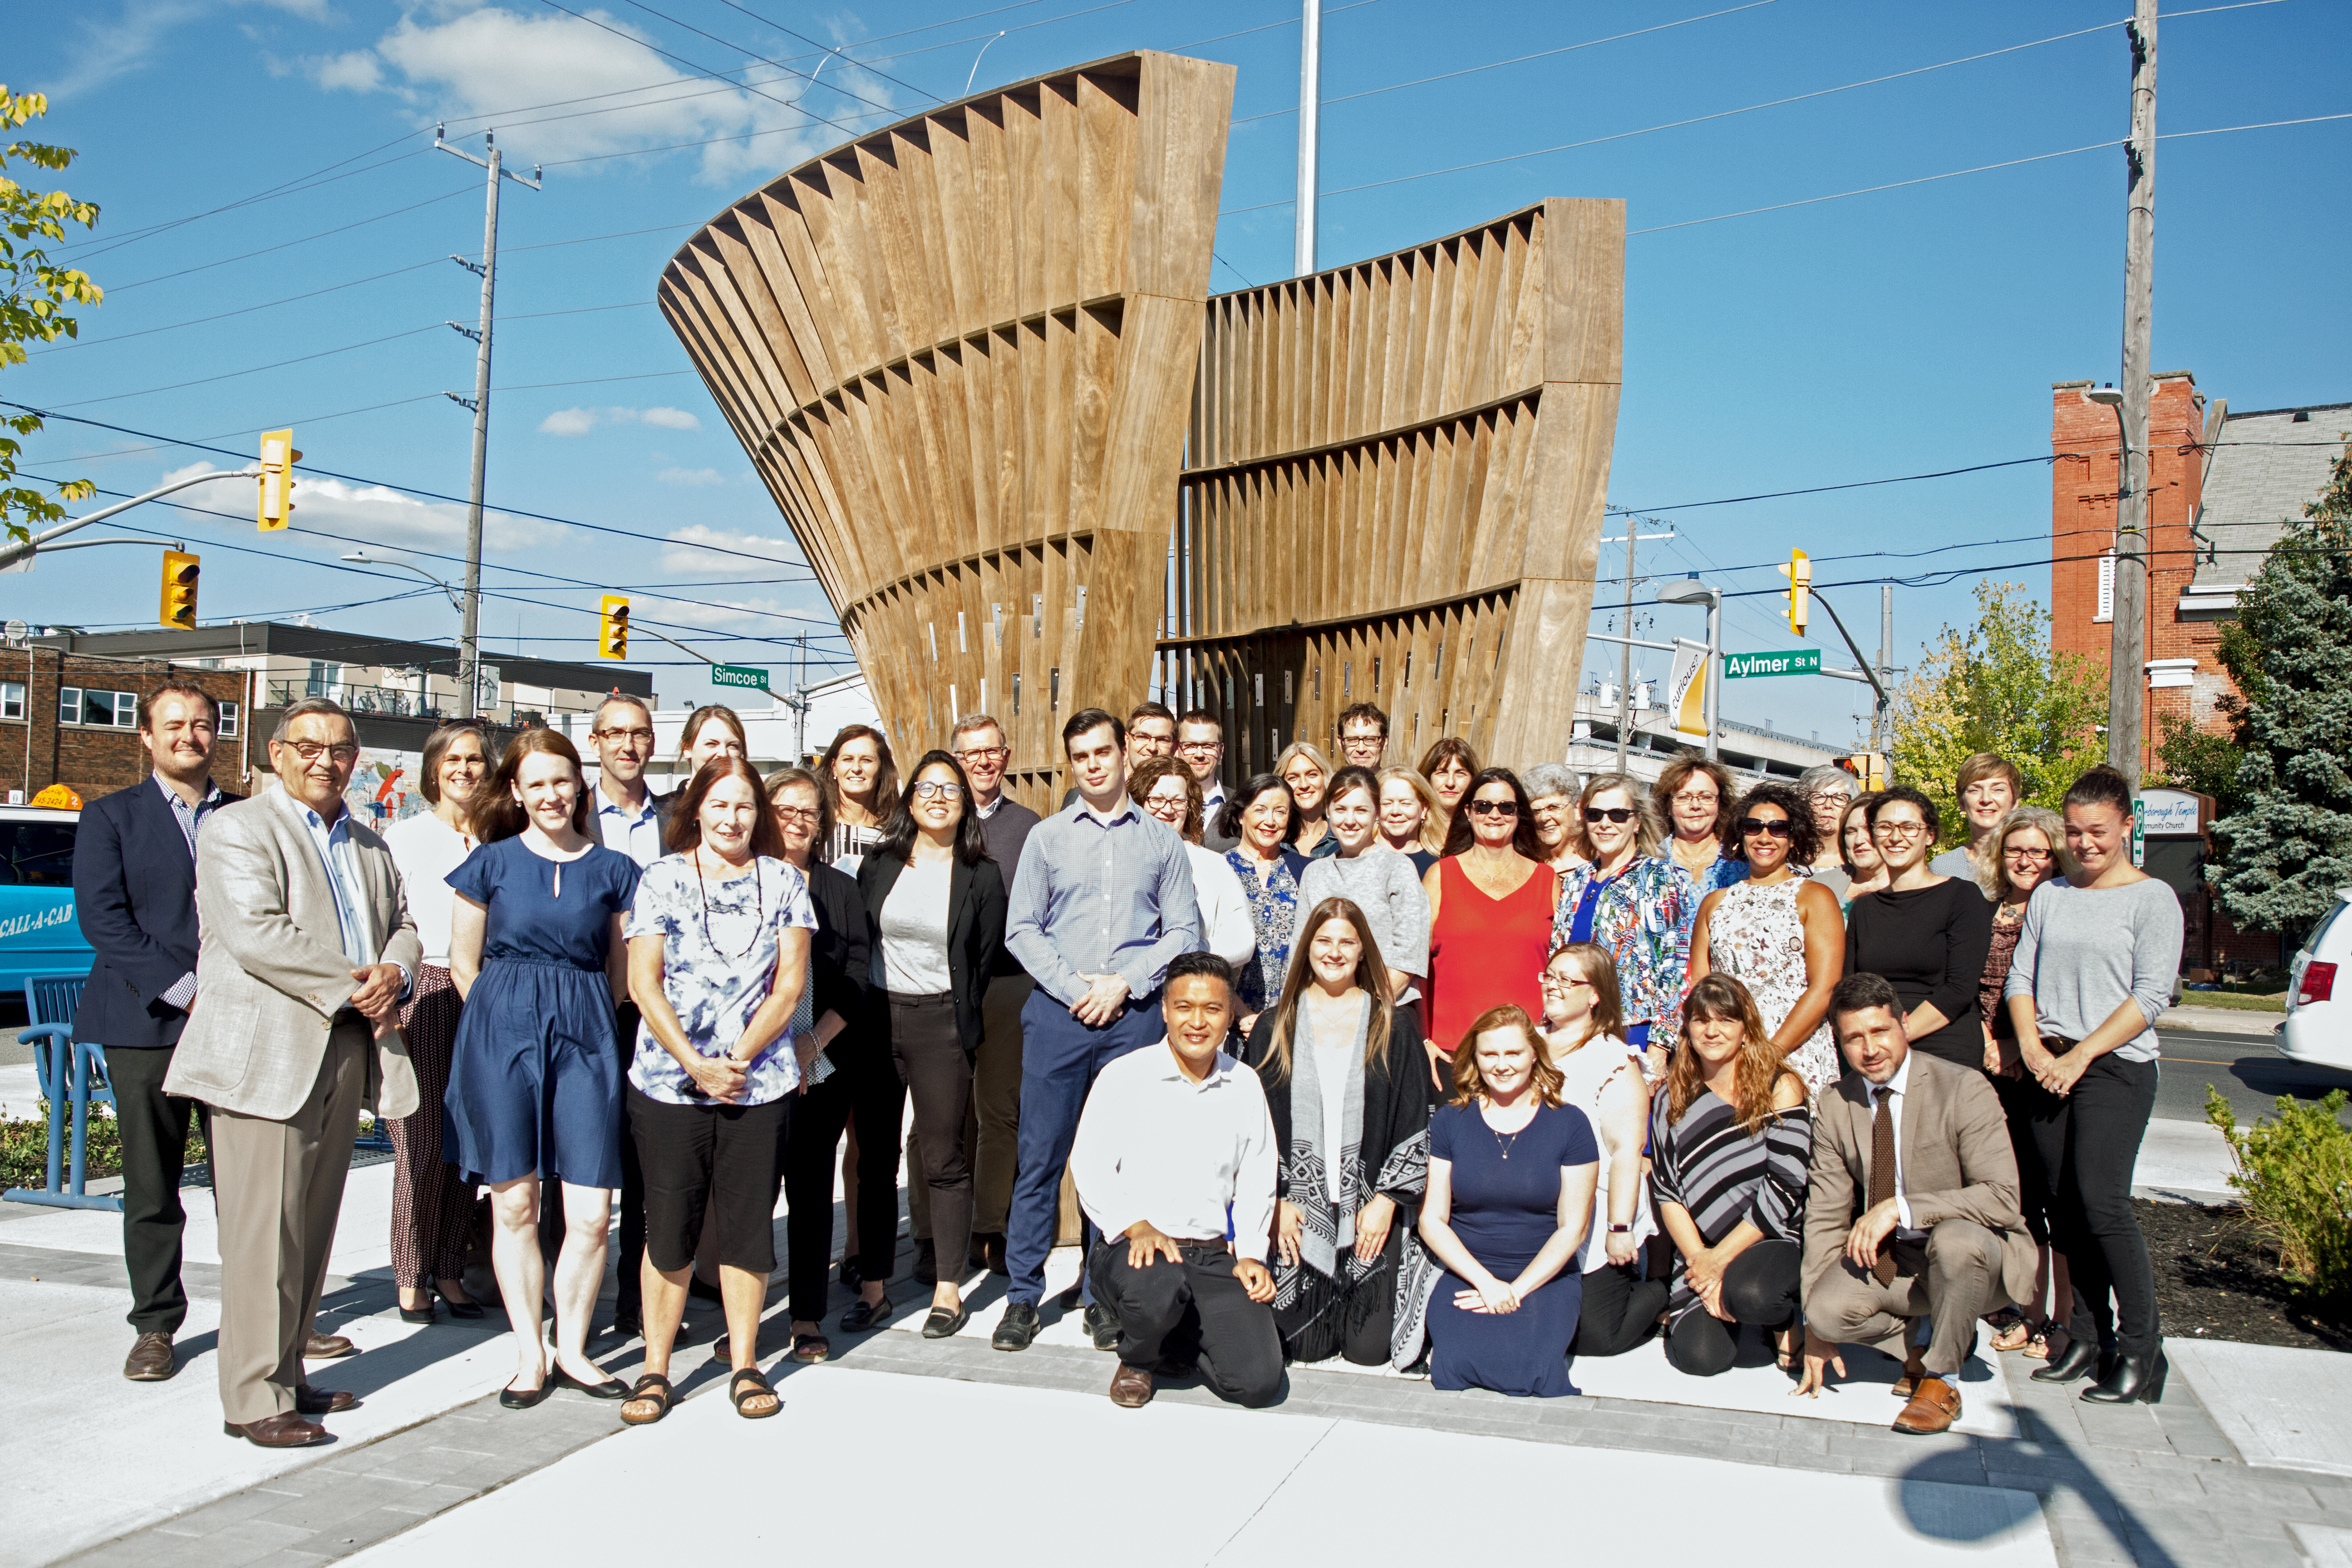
[1582,806,1636,824]
[1737,817,1794,838]
[952,745,1009,763]
[280,740,359,763]
[590,727,656,744]
[1873,820,1929,839]
[1671,790,1718,806]
[1468,799,1520,817]
[2004,846,2053,863]
[1176,740,1223,755]
[1539,972,1592,993]
[910,780,966,800]
[773,805,819,825]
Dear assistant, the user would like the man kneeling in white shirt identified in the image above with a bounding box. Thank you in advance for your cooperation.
[1071,951,1282,1410]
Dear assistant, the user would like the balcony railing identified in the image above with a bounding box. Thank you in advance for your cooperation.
[261,680,606,722]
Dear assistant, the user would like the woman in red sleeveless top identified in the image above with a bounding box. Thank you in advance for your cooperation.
[1421,767,1554,1096]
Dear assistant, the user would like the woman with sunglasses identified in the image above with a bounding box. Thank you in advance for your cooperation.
[1655,755,1746,896]
[1843,785,1995,1072]
[1688,782,1844,1095]
[1548,773,1699,1080]
[853,751,1006,1339]
[1422,768,1553,1097]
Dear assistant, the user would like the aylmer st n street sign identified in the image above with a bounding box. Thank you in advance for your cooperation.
[1723,648,1821,679]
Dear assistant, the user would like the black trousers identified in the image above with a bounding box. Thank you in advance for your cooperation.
[629,1086,789,1274]
[784,1032,906,1323]
[108,1043,212,1336]
[2029,1051,2160,1359]
[891,992,973,1287]
[1091,1241,1284,1408]
[1663,1238,1802,1378]
[1993,1071,2060,1247]
[1572,1260,1669,1359]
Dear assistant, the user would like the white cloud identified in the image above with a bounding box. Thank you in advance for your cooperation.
[162,461,566,552]
[538,404,702,437]
[657,467,725,488]
[661,523,800,574]
[312,5,891,184]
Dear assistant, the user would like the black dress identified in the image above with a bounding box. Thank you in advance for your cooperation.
[1842,878,1995,1070]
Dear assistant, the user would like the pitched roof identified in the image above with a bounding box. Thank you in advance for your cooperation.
[2194,403,2352,589]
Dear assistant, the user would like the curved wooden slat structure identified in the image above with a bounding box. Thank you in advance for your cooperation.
[661,52,1621,804]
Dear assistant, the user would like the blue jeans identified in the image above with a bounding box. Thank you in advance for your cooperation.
[1004,988,1163,1307]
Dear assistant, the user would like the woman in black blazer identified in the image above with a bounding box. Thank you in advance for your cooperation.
[771,767,886,1365]
[855,749,1006,1340]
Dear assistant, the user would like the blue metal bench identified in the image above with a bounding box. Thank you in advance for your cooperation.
[3,972,122,1212]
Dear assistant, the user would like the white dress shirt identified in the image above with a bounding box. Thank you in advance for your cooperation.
[292,798,408,998]
[1871,1054,1922,1237]
[1070,1040,1278,1261]
[590,785,666,869]
[1186,842,1258,969]
[382,811,474,966]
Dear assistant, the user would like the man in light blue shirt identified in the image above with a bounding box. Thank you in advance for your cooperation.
[585,695,670,869]
[994,708,1201,1352]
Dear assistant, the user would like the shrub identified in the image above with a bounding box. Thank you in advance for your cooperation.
[2208,1087,2352,1303]
[0,1106,206,1192]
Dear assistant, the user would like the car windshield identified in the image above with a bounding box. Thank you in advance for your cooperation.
[0,822,76,887]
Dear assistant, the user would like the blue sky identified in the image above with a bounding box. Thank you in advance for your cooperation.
[11,0,2348,738]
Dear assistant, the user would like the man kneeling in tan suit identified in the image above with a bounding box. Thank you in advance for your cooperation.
[167,698,421,1448]
[1795,972,2038,1435]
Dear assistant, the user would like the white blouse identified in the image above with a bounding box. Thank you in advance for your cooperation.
[1186,842,1258,970]
[382,810,475,966]
[1550,1031,1656,1272]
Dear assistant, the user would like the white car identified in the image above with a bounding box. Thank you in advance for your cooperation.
[2276,888,2352,1073]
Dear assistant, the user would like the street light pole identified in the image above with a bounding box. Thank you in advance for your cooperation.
[1655,577,1722,764]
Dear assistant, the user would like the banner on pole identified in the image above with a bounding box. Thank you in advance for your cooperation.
[1666,637,1710,738]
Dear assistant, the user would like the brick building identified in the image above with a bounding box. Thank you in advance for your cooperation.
[0,648,254,805]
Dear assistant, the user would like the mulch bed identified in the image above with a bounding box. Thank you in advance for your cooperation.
[2140,1199,2352,1352]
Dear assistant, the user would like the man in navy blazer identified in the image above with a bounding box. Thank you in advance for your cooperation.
[72,682,242,1383]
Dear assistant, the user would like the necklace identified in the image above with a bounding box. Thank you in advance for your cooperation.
[1487,1103,1533,1159]
[694,849,764,960]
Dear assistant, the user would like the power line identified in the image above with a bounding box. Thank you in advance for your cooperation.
[108,184,480,294]
[29,259,449,356]
[1612,454,2057,512]
[53,138,430,263]
[44,325,446,410]
[534,0,882,138]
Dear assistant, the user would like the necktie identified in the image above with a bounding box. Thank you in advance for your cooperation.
[1868,1088,1898,1286]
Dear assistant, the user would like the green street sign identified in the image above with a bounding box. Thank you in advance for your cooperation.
[710,663,771,693]
[1722,648,1821,679]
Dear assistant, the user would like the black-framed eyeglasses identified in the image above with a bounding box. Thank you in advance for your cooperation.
[2004,846,2053,863]
[773,805,819,824]
[1737,817,1793,838]
[1469,799,1519,817]
[1582,806,1636,824]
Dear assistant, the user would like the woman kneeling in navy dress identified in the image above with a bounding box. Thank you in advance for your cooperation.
[1418,1004,1599,1397]
[446,728,641,1407]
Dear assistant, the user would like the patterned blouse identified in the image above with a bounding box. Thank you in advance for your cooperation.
[624,854,818,1107]
[1980,900,2028,1042]
[1226,848,1305,1011]
[1650,1085,1813,1327]
[1550,855,1701,1034]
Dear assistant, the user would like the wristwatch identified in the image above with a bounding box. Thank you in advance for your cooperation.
[1607,1223,1633,1234]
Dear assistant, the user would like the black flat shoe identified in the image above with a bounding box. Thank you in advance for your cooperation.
[499,1379,552,1410]
[552,1367,631,1399]
[992,1300,1041,1352]
[2032,1338,2102,1384]
[840,1295,893,1333]
[922,1305,970,1339]
[2081,1350,2168,1404]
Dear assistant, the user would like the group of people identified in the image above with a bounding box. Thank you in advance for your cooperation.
[74,682,2180,1442]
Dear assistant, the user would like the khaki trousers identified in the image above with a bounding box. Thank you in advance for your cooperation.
[210,1021,367,1425]
[909,973,1036,1245]
[1806,1218,2009,1378]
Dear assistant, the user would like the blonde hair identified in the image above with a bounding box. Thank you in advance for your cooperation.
[1987,803,2078,900]
[1275,740,1332,795]
[1377,766,1448,855]
[1575,772,1663,860]
[1449,1005,1567,1108]
[1261,898,1397,1083]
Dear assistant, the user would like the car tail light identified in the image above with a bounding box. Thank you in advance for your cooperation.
[2301,962,2338,1005]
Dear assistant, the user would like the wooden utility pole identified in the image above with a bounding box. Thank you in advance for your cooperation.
[2107,0,2158,785]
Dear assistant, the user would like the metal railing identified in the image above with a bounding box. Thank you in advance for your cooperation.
[261,680,604,721]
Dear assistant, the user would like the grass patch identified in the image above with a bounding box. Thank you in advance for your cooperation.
[2179,990,2288,1013]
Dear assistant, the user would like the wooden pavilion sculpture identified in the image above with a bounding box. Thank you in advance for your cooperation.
[660,50,1622,804]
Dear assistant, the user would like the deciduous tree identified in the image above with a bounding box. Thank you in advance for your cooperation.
[1,87,101,545]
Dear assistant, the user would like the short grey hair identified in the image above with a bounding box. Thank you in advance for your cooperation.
[271,696,354,746]
[1521,762,1579,804]
[593,693,652,726]
[1799,762,1857,802]
[949,712,1004,746]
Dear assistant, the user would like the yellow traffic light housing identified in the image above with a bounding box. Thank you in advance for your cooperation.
[1844,751,1888,790]
[257,428,301,530]
[159,550,200,630]
[598,595,630,659]
[1777,548,1811,635]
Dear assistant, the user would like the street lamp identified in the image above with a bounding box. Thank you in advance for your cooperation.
[1656,575,1722,762]
[341,550,466,613]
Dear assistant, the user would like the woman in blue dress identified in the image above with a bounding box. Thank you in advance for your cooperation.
[1417,1004,1599,1397]
[447,728,641,1407]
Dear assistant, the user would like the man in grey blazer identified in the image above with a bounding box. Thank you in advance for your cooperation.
[1795,971,2038,1436]
[167,699,422,1448]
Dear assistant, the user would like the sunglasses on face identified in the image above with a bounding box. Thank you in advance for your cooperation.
[1737,817,1793,838]
[1468,799,1519,817]
[1582,806,1636,824]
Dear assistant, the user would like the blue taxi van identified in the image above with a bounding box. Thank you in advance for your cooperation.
[0,804,92,994]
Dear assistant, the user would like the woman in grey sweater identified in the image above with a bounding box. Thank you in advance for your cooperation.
[2003,765,2182,1406]
[1301,767,1430,1007]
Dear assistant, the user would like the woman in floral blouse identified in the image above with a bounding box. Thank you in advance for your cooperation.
[1550,772,1700,1079]
[1221,772,1312,1027]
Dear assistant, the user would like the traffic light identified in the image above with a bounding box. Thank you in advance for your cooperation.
[1844,751,1888,789]
[598,595,629,659]
[158,550,200,630]
[257,428,301,530]
[1777,548,1811,635]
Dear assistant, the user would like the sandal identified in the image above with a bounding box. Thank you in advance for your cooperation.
[2023,1326,2053,1360]
[619,1373,673,1426]
[730,1367,781,1419]
[791,1333,830,1364]
[1989,1315,2039,1354]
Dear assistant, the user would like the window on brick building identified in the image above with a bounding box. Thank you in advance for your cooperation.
[2096,553,2115,623]
[0,681,21,721]
[217,699,240,738]
[59,687,137,727]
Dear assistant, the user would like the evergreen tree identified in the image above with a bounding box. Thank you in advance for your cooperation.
[2211,447,2352,939]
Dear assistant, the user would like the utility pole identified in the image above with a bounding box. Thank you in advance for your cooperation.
[2107,0,2158,786]
[1294,0,1321,276]
[437,127,540,718]
[1875,583,1894,752]
[1599,517,1674,773]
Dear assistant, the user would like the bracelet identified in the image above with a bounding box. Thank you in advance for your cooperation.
[1607,1223,1633,1234]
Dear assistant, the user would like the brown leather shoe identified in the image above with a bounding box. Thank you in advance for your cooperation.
[296,1384,359,1415]
[1892,1375,1962,1434]
[1109,1362,1155,1409]
[1891,1359,1928,1399]
[223,1412,332,1448]
[124,1332,177,1382]
[303,1332,356,1360]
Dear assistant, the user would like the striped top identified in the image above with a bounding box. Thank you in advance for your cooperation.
[1649,1085,1813,1327]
